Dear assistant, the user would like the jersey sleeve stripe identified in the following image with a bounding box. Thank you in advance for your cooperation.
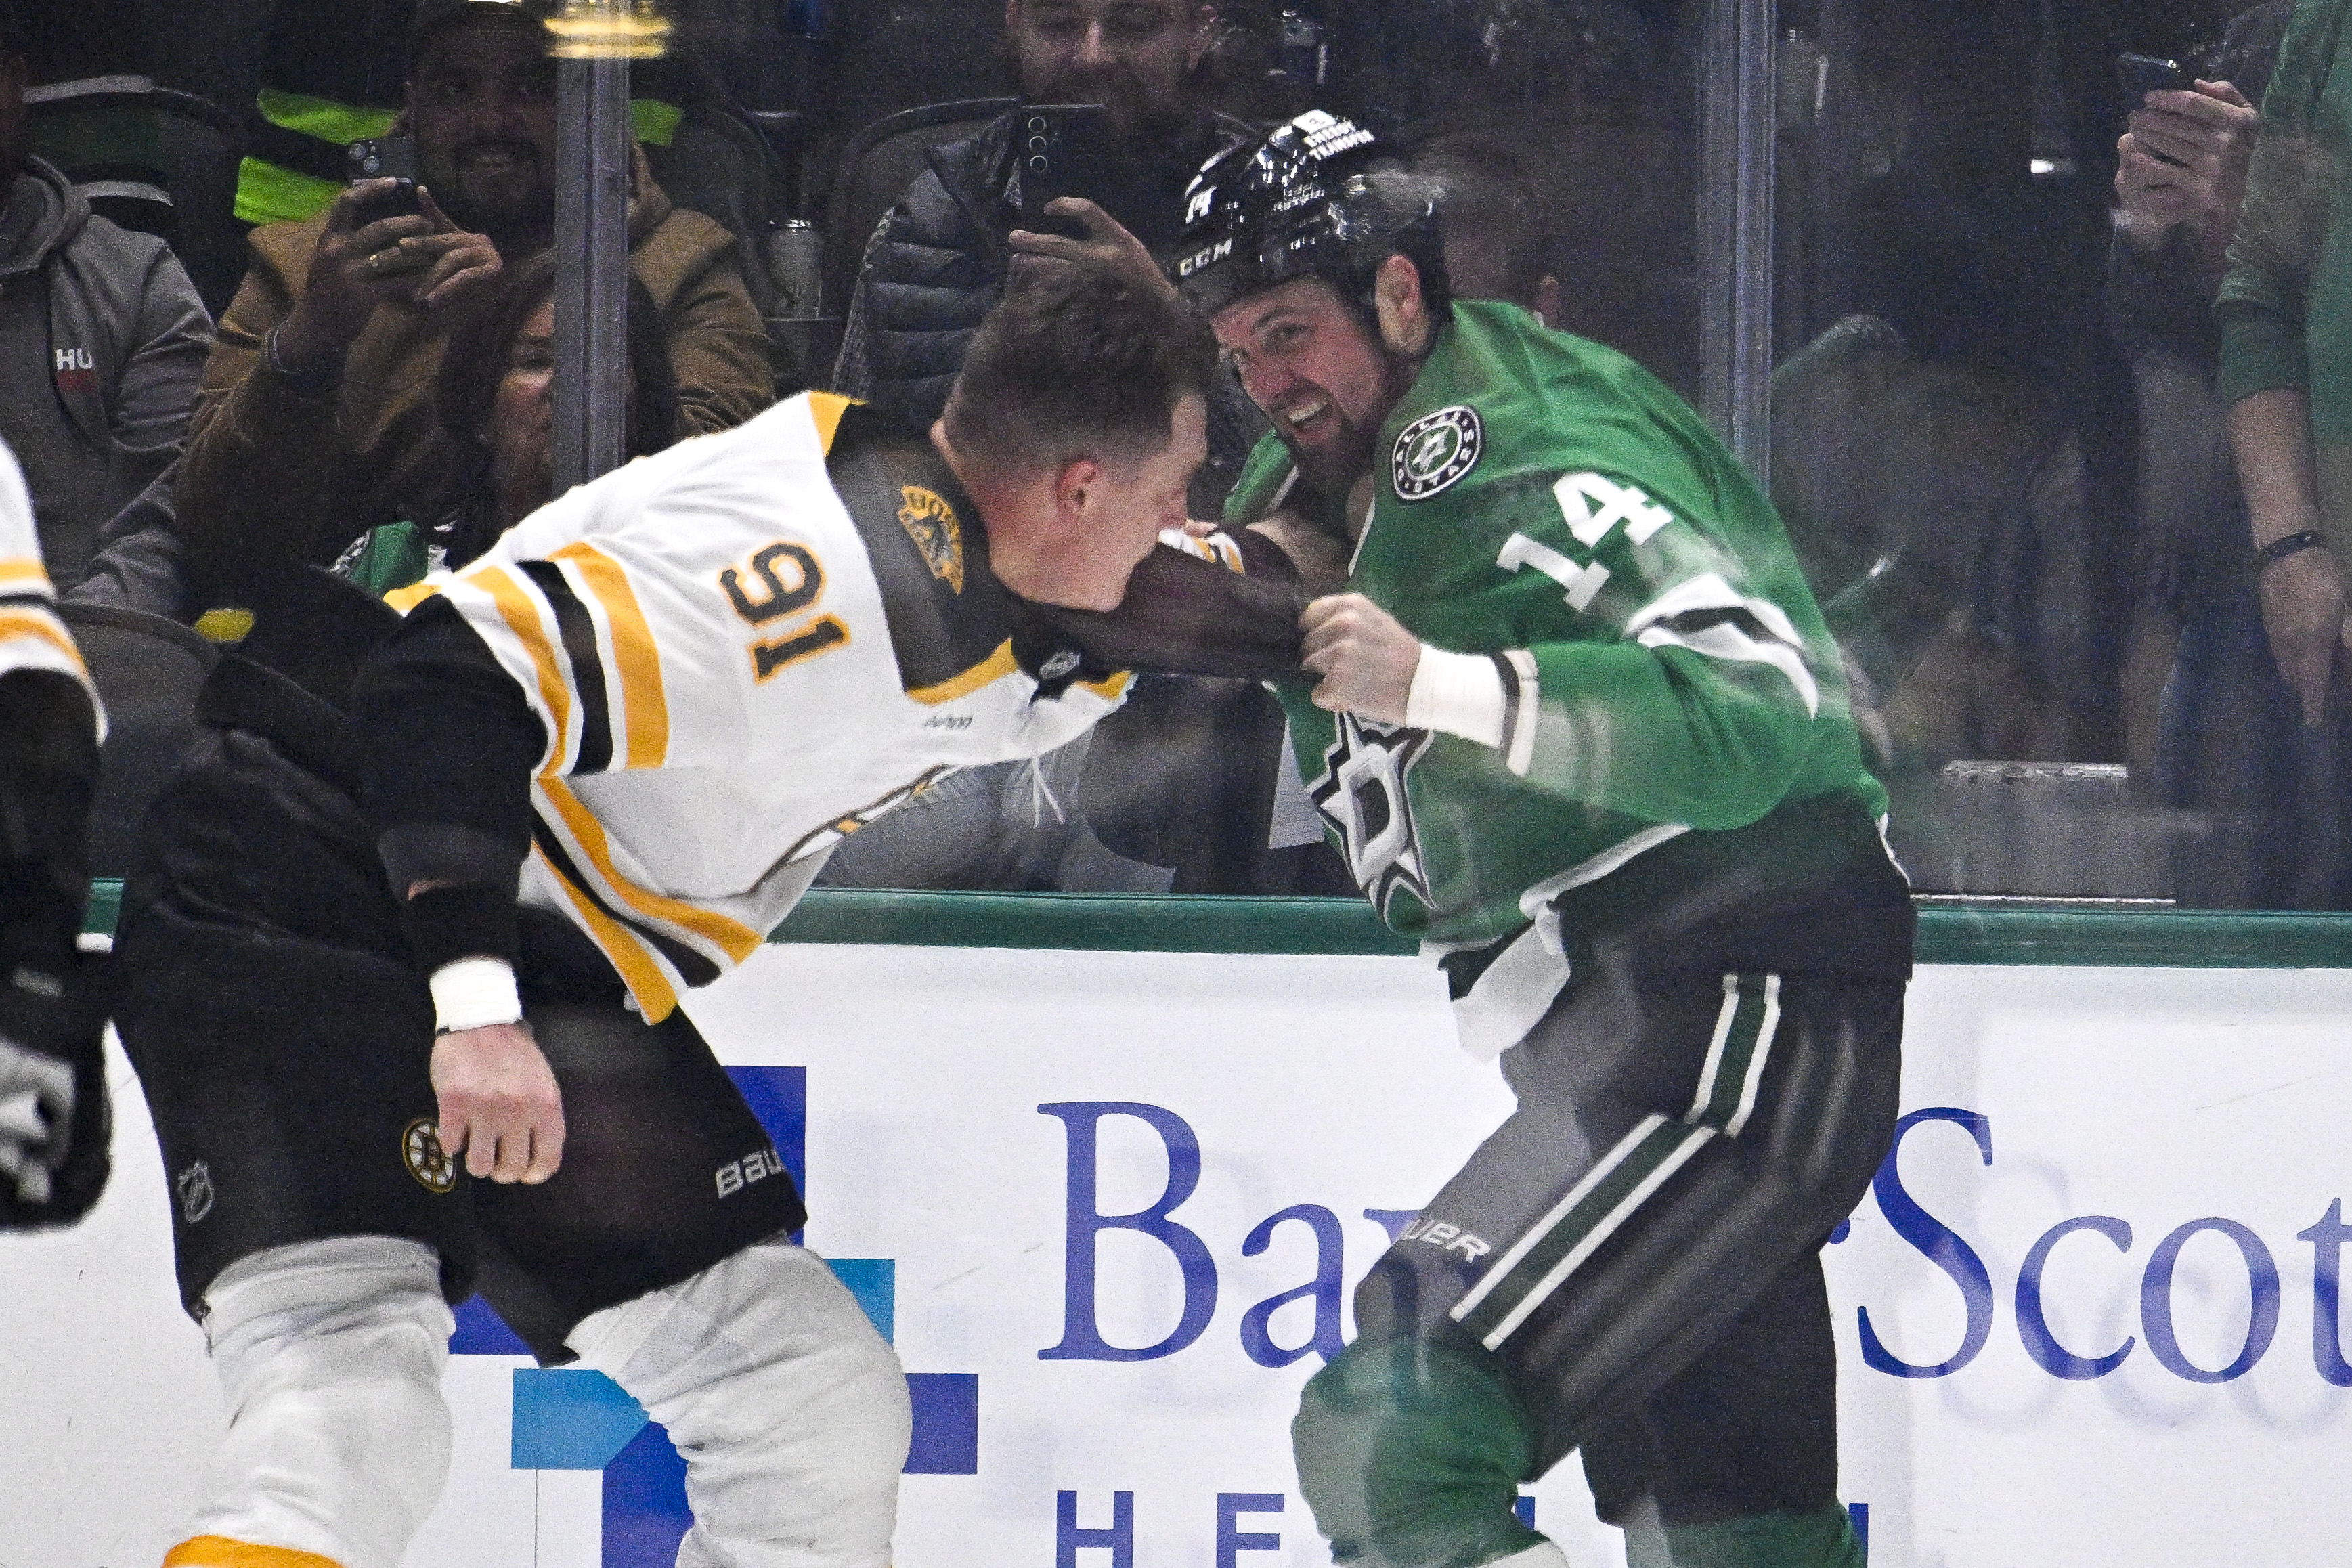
[907,638,1018,705]
[0,607,91,674]
[1077,670,1133,701]
[529,835,685,1024]
[1633,621,1821,717]
[553,541,669,768]
[1496,649,1538,776]
[540,778,768,964]
[0,557,53,590]
[807,391,856,454]
[517,560,615,774]
[1624,572,1821,716]
[469,565,578,775]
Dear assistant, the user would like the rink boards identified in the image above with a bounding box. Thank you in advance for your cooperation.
[7,898,2351,1566]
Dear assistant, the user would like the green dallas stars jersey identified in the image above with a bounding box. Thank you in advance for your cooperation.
[1227,301,1909,1058]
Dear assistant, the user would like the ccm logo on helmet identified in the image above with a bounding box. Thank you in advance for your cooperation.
[1177,237,1235,278]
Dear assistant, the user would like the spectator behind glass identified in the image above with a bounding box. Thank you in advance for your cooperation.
[175,0,772,617]
[0,0,211,594]
[2217,0,2352,898]
[2106,4,2352,907]
[833,2,1257,473]
[1419,133,1562,329]
[334,252,682,599]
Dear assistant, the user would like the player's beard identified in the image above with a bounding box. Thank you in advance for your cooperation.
[1276,350,1421,498]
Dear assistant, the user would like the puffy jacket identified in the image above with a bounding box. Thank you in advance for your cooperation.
[836,109,1254,439]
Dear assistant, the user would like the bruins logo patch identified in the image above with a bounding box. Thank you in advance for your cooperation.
[898,486,965,594]
[1391,405,1483,501]
[402,1118,458,1194]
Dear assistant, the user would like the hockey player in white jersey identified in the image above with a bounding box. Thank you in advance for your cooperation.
[114,269,1293,1568]
[0,441,107,1231]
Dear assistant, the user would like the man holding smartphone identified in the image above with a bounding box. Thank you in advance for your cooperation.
[173,0,773,616]
[837,0,1248,456]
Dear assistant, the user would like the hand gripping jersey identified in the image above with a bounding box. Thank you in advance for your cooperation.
[389,393,1129,1020]
[1228,303,1904,1058]
[0,446,102,736]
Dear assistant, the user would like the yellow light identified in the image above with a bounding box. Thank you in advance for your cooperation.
[546,0,672,60]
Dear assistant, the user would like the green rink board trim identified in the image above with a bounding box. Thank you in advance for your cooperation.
[79,882,2352,968]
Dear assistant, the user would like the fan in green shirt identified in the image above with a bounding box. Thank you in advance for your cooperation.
[1164,112,1909,1568]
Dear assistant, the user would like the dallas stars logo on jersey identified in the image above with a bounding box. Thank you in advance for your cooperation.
[1392,405,1483,501]
[1309,713,1436,917]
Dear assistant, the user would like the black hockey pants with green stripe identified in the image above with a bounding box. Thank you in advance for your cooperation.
[1294,959,1902,1567]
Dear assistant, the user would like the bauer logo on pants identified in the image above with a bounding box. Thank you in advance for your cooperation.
[404,1118,458,1194]
[1392,406,1482,500]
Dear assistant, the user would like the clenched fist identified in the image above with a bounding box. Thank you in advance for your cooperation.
[431,1020,565,1184]
[1301,592,1422,723]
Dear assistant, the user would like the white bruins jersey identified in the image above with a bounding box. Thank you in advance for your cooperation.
[395,393,1128,1021]
[0,445,102,737]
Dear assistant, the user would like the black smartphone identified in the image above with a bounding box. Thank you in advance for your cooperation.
[345,135,422,223]
[2118,52,2191,101]
[1015,104,1114,238]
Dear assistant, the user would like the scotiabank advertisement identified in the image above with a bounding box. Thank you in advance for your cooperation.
[7,944,2349,1565]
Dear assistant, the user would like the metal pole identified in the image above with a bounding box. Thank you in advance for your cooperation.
[1698,0,1776,478]
[551,2,668,493]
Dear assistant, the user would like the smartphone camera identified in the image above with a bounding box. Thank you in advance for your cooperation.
[345,135,422,223]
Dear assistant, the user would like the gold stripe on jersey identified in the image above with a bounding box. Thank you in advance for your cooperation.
[384,580,441,615]
[165,1534,350,1568]
[552,541,669,768]
[0,608,90,674]
[0,556,52,590]
[808,391,856,454]
[907,638,1018,705]
[540,777,768,965]
[473,565,578,775]
[1079,670,1133,701]
[533,846,684,1022]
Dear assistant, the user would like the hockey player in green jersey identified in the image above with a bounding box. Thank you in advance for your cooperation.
[1167,113,1911,1568]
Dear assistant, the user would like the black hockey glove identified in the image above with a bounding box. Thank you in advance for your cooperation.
[0,951,110,1229]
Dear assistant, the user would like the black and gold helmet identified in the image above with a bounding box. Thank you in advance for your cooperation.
[1162,111,1449,322]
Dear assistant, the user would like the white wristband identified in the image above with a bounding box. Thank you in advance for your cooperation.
[1405,645,1507,748]
[429,957,523,1035]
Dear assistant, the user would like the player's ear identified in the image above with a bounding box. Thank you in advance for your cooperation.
[1536,275,1561,331]
[1054,455,1105,527]
[1374,255,1432,359]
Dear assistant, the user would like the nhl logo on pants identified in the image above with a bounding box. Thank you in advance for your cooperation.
[403,1119,458,1194]
[176,1160,215,1223]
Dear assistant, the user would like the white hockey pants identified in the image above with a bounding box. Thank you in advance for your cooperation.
[566,1237,912,1568]
[167,1235,454,1568]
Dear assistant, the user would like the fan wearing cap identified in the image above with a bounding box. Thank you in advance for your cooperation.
[173,0,773,618]
[1167,113,1911,1568]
